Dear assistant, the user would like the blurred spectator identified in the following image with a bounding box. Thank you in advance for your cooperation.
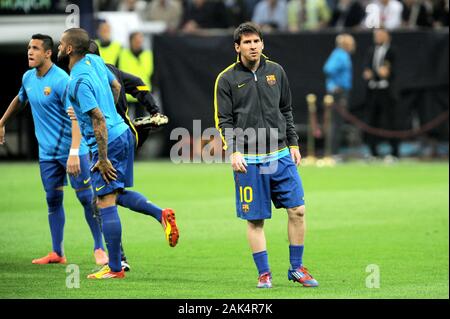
[118,32,154,118]
[287,0,332,32]
[95,19,123,66]
[327,0,339,11]
[181,0,230,33]
[330,0,366,29]
[243,0,262,21]
[365,0,403,29]
[96,0,121,11]
[431,0,449,27]
[363,28,400,159]
[252,0,288,31]
[143,0,183,32]
[401,0,433,28]
[323,34,356,156]
[118,0,147,12]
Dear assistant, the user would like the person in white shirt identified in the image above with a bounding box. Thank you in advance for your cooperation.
[365,0,403,29]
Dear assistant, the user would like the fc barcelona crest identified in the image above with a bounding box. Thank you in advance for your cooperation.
[242,204,250,213]
[266,74,276,86]
[43,87,51,96]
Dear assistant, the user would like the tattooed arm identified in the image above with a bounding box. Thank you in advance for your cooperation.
[89,107,108,160]
[89,107,117,183]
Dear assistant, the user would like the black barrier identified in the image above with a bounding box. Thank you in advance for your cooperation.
[153,29,449,151]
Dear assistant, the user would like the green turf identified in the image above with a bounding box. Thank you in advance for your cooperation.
[0,161,448,299]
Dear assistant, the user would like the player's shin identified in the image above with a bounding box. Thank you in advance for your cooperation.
[46,190,65,257]
[76,188,104,251]
[99,205,122,272]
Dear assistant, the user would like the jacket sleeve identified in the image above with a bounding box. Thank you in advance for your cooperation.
[323,50,342,77]
[120,70,160,115]
[384,47,396,80]
[279,67,299,147]
[215,74,236,152]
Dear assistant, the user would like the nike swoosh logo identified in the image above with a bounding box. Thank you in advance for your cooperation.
[238,83,246,88]
[95,185,105,192]
[83,177,91,184]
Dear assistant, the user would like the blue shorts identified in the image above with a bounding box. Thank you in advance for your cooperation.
[91,129,134,197]
[233,154,305,220]
[39,154,92,192]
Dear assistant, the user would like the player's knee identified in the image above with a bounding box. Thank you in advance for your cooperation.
[75,188,94,206]
[97,193,117,209]
[248,219,264,229]
[46,190,64,209]
[288,205,305,220]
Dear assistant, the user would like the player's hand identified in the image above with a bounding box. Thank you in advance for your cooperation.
[230,152,247,173]
[67,107,77,121]
[290,147,302,166]
[91,159,117,184]
[66,155,81,177]
[0,124,5,145]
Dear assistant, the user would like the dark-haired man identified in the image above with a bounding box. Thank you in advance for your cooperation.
[214,22,318,288]
[363,28,399,159]
[58,28,178,279]
[83,40,178,249]
[0,34,107,266]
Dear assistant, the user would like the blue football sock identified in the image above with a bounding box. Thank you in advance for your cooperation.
[46,190,65,257]
[100,206,122,272]
[252,251,270,275]
[289,245,304,270]
[76,188,104,251]
[117,190,162,222]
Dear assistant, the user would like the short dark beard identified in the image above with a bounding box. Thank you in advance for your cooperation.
[247,59,257,68]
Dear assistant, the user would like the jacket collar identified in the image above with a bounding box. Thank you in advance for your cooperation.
[236,53,268,72]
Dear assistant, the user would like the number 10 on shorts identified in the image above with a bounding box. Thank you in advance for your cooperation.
[239,186,253,203]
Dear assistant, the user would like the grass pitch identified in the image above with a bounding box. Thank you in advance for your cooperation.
[0,161,448,299]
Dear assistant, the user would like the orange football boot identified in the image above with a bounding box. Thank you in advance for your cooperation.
[161,208,179,247]
[32,252,67,264]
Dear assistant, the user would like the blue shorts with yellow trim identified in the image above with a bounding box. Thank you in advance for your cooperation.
[233,154,305,220]
[39,154,92,192]
[91,128,134,197]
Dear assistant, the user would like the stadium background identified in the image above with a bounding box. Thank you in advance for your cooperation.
[0,0,448,300]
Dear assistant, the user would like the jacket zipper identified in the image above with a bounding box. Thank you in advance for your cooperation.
[253,69,267,153]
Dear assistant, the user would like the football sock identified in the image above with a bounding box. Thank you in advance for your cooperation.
[289,244,304,270]
[120,242,127,261]
[76,188,104,251]
[100,206,122,272]
[252,251,270,275]
[46,190,65,257]
[117,190,162,222]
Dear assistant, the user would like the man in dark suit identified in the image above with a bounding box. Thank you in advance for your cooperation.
[363,28,400,159]
[330,0,365,29]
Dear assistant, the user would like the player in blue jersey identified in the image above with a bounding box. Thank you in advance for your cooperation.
[84,43,178,251]
[0,34,108,266]
[58,28,178,279]
[66,49,179,273]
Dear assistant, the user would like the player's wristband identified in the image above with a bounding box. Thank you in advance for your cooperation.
[69,148,79,156]
[289,145,300,149]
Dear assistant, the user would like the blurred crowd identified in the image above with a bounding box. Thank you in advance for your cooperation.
[94,0,449,33]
